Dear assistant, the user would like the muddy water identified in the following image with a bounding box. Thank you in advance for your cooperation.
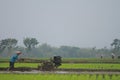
[0,70,120,74]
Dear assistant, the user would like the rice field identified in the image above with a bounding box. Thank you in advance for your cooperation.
[0,58,120,80]
[0,63,120,70]
[59,63,120,69]
[1,58,120,63]
[0,63,38,68]
[0,73,120,80]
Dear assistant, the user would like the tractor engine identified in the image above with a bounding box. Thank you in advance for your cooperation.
[53,56,62,68]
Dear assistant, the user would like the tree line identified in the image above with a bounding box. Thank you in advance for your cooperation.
[0,38,120,58]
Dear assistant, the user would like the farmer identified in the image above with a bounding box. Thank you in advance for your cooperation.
[111,53,115,59]
[9,51,22,70]
[101,54,103,59]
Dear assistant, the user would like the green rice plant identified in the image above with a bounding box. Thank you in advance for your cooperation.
[0,63,38,68]
[97,74,103,80]
[0,62,120,70]
[59,63,120,70]
[0,73,120,80]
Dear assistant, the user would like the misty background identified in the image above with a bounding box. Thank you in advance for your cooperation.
[0,0,120,58]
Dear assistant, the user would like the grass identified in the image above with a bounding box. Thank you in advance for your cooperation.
[0,73,120,80]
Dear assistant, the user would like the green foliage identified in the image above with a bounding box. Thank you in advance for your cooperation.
[111,39,120,54]
[23,37,39,51]
[0,38,18,53]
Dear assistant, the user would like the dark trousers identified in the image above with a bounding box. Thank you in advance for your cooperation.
[9,62,14,70]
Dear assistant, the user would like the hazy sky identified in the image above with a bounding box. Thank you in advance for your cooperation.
[0,0,120,48]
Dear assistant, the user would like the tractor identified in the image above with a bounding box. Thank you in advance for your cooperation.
[38,56,62,71]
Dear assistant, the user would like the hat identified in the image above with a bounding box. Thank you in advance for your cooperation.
[16,51,22,54]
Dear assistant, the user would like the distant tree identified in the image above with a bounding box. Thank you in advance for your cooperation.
[23,38,39,51]
[0,45,6,53]
[111,39,120,54]
[30,38,39,48]
[59,46,81,58]
[0,38,18,53]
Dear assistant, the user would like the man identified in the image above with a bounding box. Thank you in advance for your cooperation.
[9,51,22,70]
[111,53,115,59]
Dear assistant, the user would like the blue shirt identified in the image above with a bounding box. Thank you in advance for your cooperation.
[10,54,18,62]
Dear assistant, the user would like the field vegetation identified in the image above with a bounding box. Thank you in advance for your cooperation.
[0,58,120,63]
[0,58,120,80]
[0,73,120,80]
[0,63,120,70]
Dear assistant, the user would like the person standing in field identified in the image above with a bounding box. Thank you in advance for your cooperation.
[101,54,103,59]
[8,51,22,70]
[111,53,115,59]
